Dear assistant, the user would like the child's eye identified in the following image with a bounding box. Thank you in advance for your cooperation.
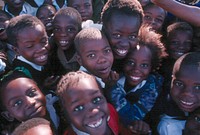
[155,18,164,23]
[174,80,184,88]
[104,48,111,54]
[170,41,179,45]
[144,15,152,21]
[13,100,22,107]
[26,44,34,48]
[140,63,150,68]
[74,105,84,112]
[53,27,60,32]
[113,34,121,39]
[126,60,135,66]
[67,28,75,32]
[129,35,137,40]
[87,53,95,59]
[194,85,200,90]
[84,3,91,8]
[93,97,102,104]
[28,89,37,97]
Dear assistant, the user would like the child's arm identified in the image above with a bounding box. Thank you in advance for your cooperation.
[151,0,200,27]
[104,70,119,89]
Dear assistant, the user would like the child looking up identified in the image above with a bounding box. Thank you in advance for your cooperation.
[6,14,56,92]
[12,118,54,135]
[101,0,144,73]
[74,27,118,89]
[36,4,57,37]
[3,0,37,17]
[106,26,167,126]
[157,52,200,135]
[0,71,59,134]
[56,71,150,135]
[49,7,82,76]
[143,3,166,33]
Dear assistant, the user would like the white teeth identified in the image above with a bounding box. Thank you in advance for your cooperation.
[39,55,46,60]
[116,49,128,55]
[181,100,193,106]
[131,76,140,81]
[177,52,184,55]
[87,118,102,128]
[59,41,68,46]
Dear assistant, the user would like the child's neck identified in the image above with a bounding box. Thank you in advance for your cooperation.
[56,0,65,8]
[7,6,22,16]
[64,45,75,61]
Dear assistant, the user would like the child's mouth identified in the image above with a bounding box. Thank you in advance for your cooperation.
[0,28,5,34]
[87,118,103,128]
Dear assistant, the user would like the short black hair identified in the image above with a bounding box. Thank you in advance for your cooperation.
[173,52,200,75]
[36,4,57,17]
[6,14,45,47]
[12,118,51,135]
[53,7,82,31]
[101,0,144,28]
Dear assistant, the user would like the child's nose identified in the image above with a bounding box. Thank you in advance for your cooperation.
[25,97,36,109]
[98,56,106,64]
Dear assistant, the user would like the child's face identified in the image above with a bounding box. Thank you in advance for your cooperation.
[15,24,49,66]
[37,6,56,32]
[143,5,166,32]
[53,15,80,50]
[24,125,53,135]
[68,0,93,21]
[62,78,109,134]
[4,0,25,10]
[1,78,46,122]
[171,65,200,112]
[105,13,140,60]
[123,46,152,87]
[167,30,192,60]
[77,38,113,80]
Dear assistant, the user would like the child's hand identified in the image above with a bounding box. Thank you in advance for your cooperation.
[128,120,151,135]
[104,70,119,86]
[44,75,60,90]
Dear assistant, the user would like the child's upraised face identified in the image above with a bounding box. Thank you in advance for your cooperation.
[53,15,80,50]
[123,46,152,87]
[1,77,46,122]
[171,65,200,112]
[62,78,110,134]
[77,37,113,80]
[4,0,25,10]
[15,24,49,66]
[143,5,166,32]
[167,30,192,60]
[68,0,93,21]
[0,15,9,40]
[37,6,56,32]
[104,12,141,60]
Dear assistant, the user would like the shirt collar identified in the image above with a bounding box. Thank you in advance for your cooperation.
[118,76,147,93]
[79,66,105,88]
[17,56,43,71]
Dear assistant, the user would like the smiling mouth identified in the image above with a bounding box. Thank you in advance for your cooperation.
[130,76,141,81]
[114,49,128,57]
[29,106,43,118]
[87,118,103,128]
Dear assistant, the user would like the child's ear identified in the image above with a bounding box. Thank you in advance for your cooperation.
[1,111,15,122]
[76,54,83,65]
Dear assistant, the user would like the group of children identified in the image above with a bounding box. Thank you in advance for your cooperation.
[0,0,200,135]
